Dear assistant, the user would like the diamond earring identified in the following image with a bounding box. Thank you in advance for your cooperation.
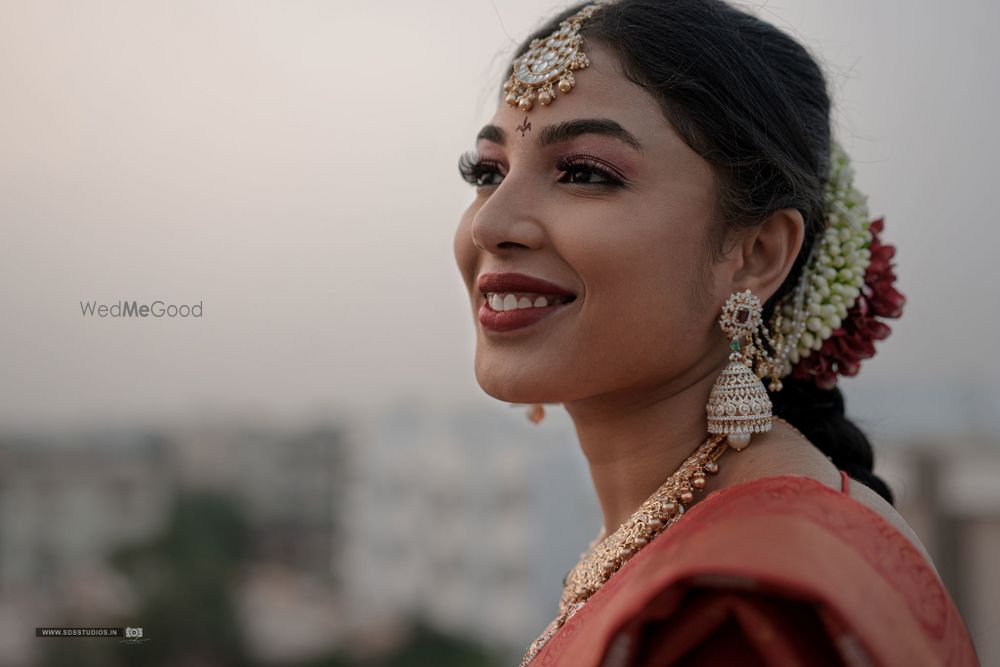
[705,289,774,450]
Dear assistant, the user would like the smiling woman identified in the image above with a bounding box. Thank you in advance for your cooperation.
[452,1,978,666]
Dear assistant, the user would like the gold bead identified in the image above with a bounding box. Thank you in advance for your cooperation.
[663,502,677,516]
[557,78,573,93]
[503,79,513,92]
[692,477,706,490]
[505,92,517,106]
[680,491,694,504]
[538,90,554,105]
[518,96,533,111]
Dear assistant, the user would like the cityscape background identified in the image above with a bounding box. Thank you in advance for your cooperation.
[1,0,998,665]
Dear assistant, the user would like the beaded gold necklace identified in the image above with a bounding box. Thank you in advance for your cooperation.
[518,432,730,665]
[518,417,802,666]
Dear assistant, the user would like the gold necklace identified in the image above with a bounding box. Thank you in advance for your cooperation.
[518,430,739,666]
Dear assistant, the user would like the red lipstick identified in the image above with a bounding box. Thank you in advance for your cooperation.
[475,272,578,333]
[477,272,576,297]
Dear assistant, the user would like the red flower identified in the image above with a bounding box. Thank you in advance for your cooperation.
[789,216,905,390]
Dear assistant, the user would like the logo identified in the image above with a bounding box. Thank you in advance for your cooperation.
[80,300,203,318]
[120,627,148,645]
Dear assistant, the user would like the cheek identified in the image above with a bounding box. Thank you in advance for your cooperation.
[453,206,478,290]
[589,215,705,318]
[569,208,713,366]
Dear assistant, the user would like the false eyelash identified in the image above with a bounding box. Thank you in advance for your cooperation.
[457,150,503,187]
[555,154,626,186]
[456,150,626,188]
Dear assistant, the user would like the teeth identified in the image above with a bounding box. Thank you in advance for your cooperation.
[485,292,570,311]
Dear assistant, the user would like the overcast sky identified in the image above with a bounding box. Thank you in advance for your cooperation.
[0,0,997,435]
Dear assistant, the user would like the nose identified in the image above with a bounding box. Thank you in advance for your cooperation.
[470,176,547,254]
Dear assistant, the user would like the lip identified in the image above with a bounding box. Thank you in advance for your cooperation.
[477,294,577,332]
[475,272,579,333]
[476,272,577,298]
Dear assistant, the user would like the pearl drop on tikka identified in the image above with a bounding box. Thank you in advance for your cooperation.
[726,432,752,450]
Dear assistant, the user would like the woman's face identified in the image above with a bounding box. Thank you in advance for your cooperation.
[453,40,730,405]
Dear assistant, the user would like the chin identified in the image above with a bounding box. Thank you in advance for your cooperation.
[473,360,561,404]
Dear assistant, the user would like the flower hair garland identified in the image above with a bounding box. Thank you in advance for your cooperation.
[764,141,906,391]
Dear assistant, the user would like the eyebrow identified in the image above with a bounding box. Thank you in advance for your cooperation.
[475,118,643,152]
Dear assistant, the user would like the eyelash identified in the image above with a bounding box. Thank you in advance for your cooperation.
[457,150,626,189]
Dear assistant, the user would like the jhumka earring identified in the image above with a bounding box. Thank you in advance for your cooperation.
[706,289,774,450]
[527,404,545,424]
[511,403,547,424]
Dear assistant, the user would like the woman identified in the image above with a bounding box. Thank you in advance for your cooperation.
[452,1,979,665]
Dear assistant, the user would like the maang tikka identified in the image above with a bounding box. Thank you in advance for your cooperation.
[705,289,774,449]
[502,3,606,112]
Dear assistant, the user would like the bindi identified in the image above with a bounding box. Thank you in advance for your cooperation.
[515,115,532,137]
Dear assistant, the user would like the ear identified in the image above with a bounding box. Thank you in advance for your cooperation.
[728,208,805,303]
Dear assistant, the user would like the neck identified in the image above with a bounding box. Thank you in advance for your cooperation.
[563,356,726,541]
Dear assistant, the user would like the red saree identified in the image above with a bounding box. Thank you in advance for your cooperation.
[530,472,979,666]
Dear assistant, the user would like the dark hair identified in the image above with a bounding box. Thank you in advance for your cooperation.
[508,0,894,505]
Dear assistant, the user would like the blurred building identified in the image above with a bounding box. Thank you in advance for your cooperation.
[0,431,175,664]
[0,410,997,666]
[875,438,1000,666]
[0,421,351,666]
[168,421,349,578]
[0,431,174,593]
[339,398,600,661]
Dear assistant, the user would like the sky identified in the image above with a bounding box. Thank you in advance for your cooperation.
[0,0,997,436]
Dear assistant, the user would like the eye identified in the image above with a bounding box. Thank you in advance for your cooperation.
[457,150,627,189]
[458,150,504,188]
[556,154,625,187]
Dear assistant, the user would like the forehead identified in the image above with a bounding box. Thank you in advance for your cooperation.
[485,39,683,154]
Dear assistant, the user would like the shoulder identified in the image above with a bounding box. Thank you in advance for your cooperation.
[704,423,938,576]
[593,476,976,667]
[842,472,939,576]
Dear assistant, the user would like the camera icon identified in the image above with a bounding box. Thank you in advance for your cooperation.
[125,627,143,639]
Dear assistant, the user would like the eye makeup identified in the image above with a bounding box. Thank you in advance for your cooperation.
[458,149,629,189]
